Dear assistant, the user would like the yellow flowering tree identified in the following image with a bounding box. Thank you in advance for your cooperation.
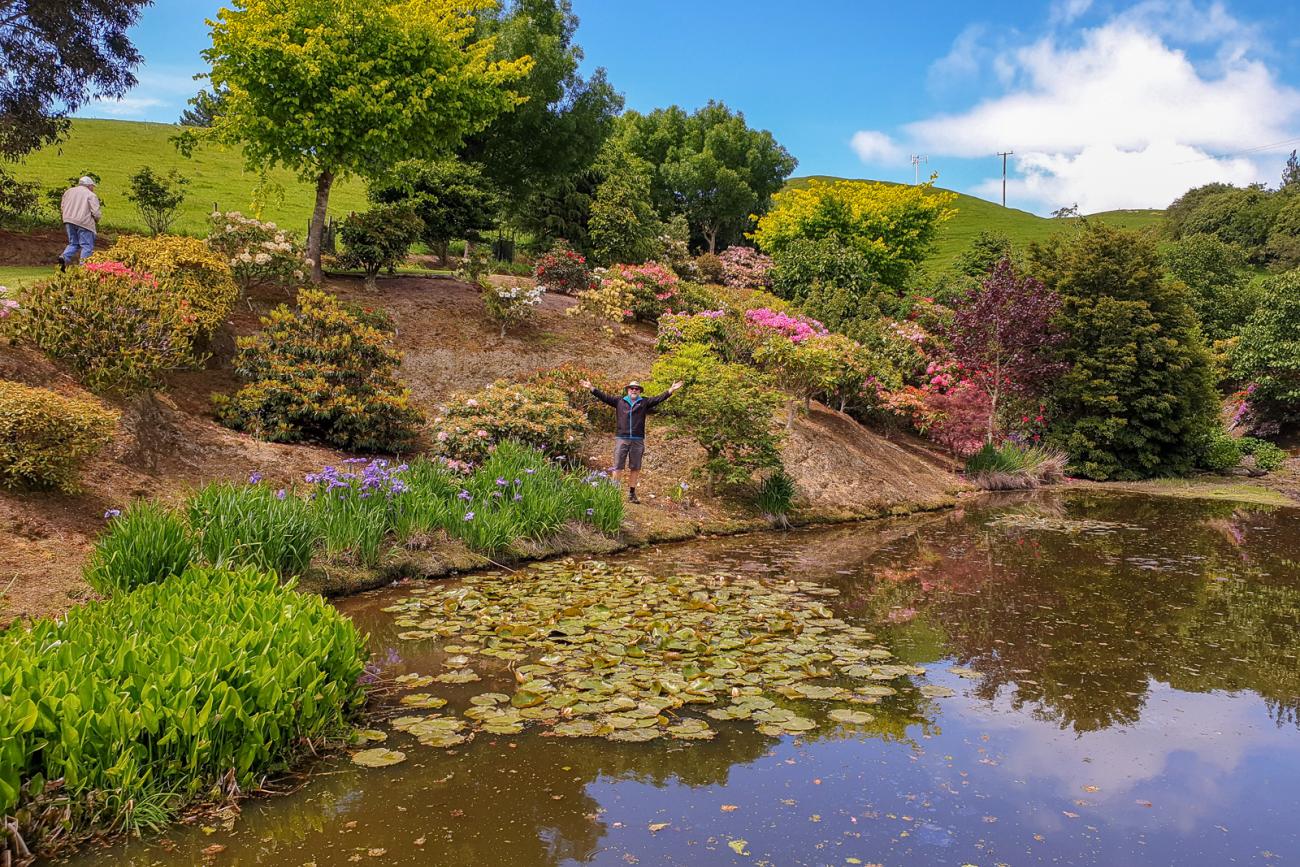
[203,0,532,282]
[752,179,957,289]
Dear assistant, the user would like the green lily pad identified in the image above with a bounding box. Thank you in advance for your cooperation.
[920,684,956,698]
[828,709,875,725]
[352,748,406,768]
[399,694,448,709]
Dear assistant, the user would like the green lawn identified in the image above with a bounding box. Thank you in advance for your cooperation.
[0,265,57,289]
[788,175,1167,273]
[11,118,367,237]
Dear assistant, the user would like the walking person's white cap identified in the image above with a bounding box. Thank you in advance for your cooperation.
[78,176,96,187]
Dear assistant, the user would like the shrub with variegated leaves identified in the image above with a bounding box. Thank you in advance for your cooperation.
[432,381,588,464]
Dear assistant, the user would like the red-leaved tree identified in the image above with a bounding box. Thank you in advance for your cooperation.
[947,257,1067,442]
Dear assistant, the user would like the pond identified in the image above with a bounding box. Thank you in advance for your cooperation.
[68,492,1300,866]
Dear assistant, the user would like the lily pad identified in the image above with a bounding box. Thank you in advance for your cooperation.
[919,684,957,698]
[352,748,406,768]
[399,694,448,709]
[828,709,875,725]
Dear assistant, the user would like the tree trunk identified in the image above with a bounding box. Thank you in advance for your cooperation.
[786,399,796,430]
[307,169,335,284]
[364,269,378,292]
[705,228,718,254]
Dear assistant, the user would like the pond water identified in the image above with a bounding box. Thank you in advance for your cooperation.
[69,492,1300,866]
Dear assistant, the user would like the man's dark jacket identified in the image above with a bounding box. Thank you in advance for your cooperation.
[590,389,673,439]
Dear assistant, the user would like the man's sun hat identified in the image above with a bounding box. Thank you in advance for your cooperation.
[625,381,642,390]
[78,176,96,187]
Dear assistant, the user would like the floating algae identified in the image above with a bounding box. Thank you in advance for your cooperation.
[378,559,927,749]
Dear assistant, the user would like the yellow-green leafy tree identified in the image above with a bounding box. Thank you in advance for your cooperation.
[203,0,532,282]
[752,179,957,290]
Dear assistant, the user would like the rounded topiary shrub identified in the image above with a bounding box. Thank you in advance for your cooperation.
[214,289,423,451]
[432,381,588,465]
[0,380,118,492]
[96,234,239,336]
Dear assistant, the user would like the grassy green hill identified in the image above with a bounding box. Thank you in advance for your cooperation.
[10,119,367,237]
[788,175,1166,273]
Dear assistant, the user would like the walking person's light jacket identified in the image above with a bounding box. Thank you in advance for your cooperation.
[60,186,101,233]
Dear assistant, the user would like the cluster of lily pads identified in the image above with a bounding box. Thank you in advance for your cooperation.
[355,559,939,762]
[987,514,1142,535]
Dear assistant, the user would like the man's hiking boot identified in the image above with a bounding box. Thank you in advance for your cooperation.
[628,489,640,504]
[56,257,66,273]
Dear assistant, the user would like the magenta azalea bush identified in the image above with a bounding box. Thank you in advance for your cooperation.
[718,246,774,288]
[744,307,828,344]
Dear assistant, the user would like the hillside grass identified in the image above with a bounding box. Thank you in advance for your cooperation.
[0,265,54,288]
[10,119,367,237]
[788,175,1166,273]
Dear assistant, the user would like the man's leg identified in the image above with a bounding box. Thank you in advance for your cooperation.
[59,224,79,266]
[77,228,96,262]
[626,441,645,503]
[611,439,628,487]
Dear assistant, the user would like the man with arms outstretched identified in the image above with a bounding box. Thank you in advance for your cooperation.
[581,378,684,503]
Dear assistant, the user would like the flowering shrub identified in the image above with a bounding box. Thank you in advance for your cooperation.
[0,380,118,491]
[718,246,773,288]
[214,289,422,451]
[0,285,18,319]
[484,284,545,336]
[207,211,310,290]
[533,242,595,296]
[338,203,423,291]
[605,262,681,322]
[523,363,619,425]
[95,234,238,336]
[568,274,631,332]
[18,263,204,394]
[432,381,589,464]
[744,307,827,344]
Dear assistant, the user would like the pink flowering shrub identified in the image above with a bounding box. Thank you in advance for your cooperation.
[17,262,202,394]
[606,262,681,322]
[533,242,595,296]
[718,246,774,288]
[744,307,828,344]
[432,381,589,464]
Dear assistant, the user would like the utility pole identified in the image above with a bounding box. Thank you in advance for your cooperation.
[997,151,1013,207]
[910,154,928,185]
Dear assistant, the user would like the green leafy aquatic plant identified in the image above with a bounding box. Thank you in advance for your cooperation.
[371,559,930,751]
[0,566,366,851]
[84,500,196,595]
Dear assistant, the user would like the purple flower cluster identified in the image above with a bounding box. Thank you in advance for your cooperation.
[305,459,410,499]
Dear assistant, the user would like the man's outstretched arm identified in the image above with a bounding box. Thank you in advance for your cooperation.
[645,381,685,407]
[580,379,620,407]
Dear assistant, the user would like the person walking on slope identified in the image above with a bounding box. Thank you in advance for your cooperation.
[58,176,101,271]
[581,378,684,503]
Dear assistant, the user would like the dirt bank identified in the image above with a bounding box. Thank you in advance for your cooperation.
[0,273,965,625]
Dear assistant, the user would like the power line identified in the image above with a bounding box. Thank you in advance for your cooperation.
[1171,136,1300,166]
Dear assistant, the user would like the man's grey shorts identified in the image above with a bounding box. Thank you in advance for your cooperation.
[613,438,645,471]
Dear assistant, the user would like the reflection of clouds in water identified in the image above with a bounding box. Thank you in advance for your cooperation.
[966,679,1293,834]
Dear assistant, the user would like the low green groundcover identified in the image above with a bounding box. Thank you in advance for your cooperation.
[0,566,367,846]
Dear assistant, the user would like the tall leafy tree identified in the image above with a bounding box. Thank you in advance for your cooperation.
[947,258,1066,442]
[1282,150,1300,192]
[1028,223,1218,480]
[616,101,797,252]
[369,159,498,265]
[178,86,227,127]
[462,0,622,221]
[1233,270,1300,422]
[0,0,152,157]
[587,144,660,265]
[203,0,531,282]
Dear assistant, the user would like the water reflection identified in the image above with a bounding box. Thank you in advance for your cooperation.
[67,492,1300,866]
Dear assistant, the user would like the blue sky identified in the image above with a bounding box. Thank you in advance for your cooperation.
[83,0,1300,214]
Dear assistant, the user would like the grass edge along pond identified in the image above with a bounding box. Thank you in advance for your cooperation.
[2,441,624,863]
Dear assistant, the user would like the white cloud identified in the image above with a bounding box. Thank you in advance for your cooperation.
[854,4,1300,212]
[850,130,906,166]
[77,66,201,122]
[928,24,987,90]
[1049,0,1094,26]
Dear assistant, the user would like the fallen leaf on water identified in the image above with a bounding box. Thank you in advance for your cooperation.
[721,804,739,812]
[1063,811,1080,818]
[367,849,386,857]
[647,822,669,832]
[1136,799,1153,808]
[202,844,226,857]
[1082,785,1100,793]
[728,839,750,855]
